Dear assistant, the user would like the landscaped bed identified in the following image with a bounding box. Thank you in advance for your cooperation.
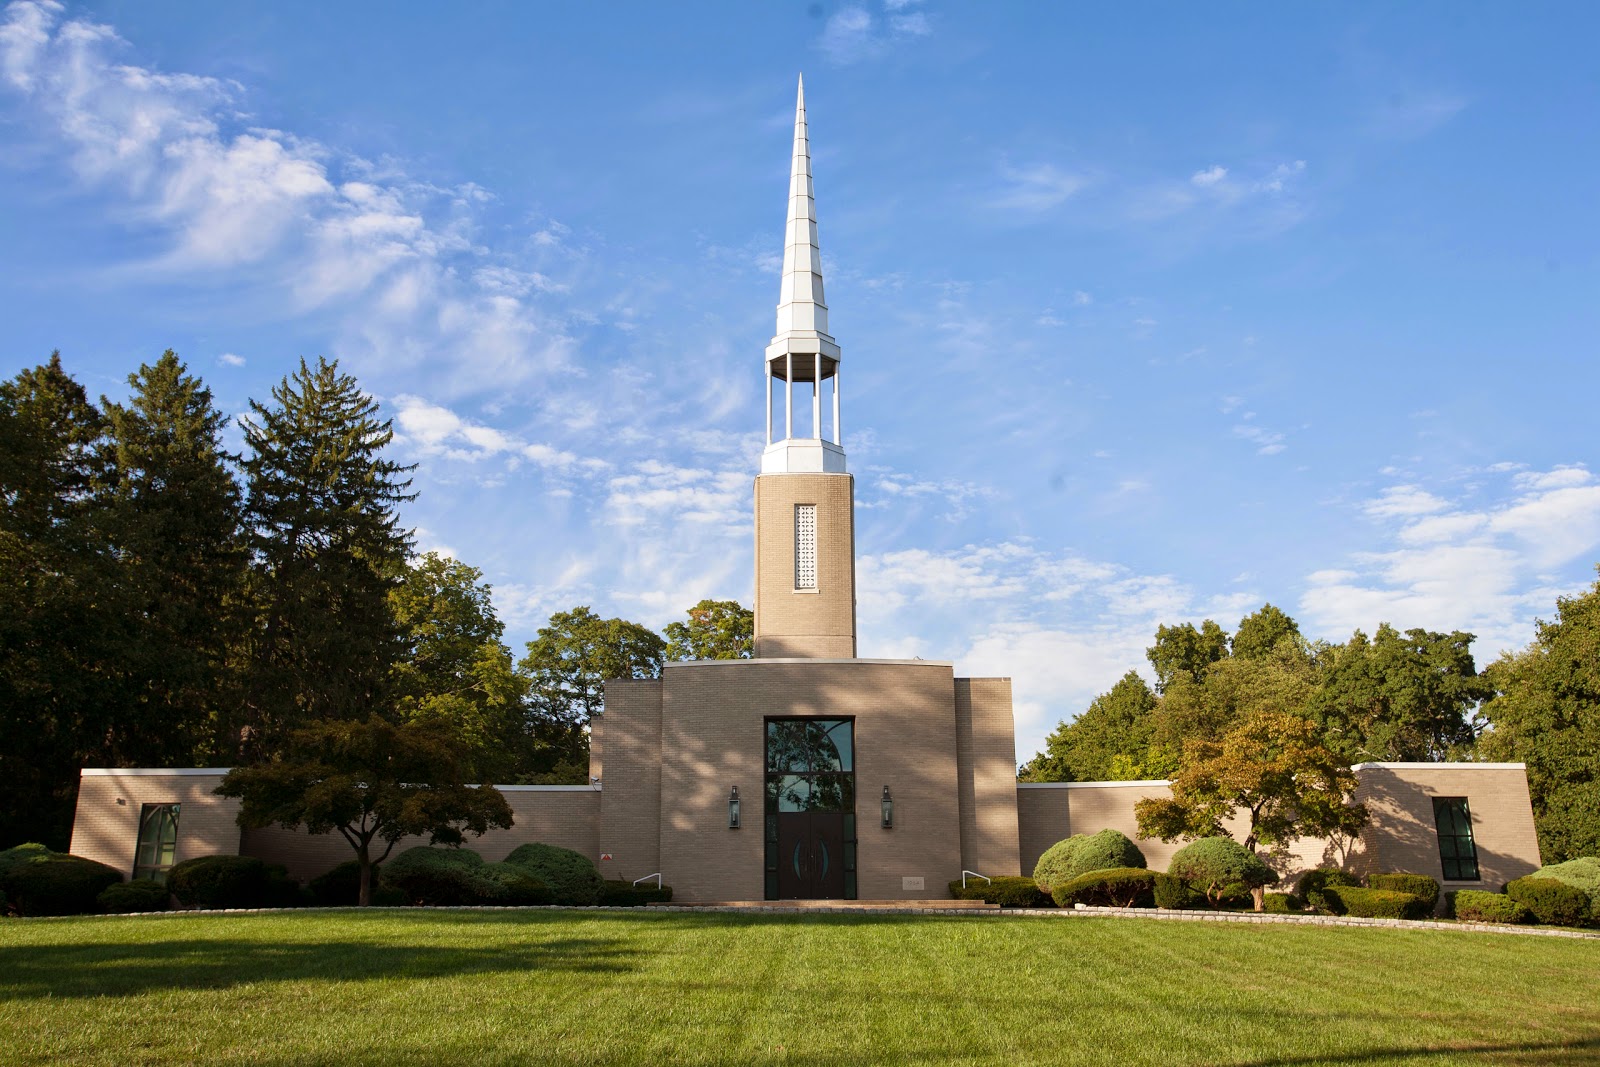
[3,910,1598,1066]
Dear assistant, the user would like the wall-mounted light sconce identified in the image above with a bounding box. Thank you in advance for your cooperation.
[728,786,741,829]
[881,785,893,829]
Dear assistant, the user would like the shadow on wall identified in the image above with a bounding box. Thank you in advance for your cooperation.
[1353,773,1531,887]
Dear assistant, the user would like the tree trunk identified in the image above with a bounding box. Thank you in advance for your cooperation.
[1251,885,1265,912]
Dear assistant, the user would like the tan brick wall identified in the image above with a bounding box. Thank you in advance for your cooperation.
[753,473,856,659]
[242,788,601,882]
[595,678,664,885]
[954,678,1021,877]
[69,770,241,877]
[1017,782,1180,876]
[1346,764,1541,889]
[657,659,961,901]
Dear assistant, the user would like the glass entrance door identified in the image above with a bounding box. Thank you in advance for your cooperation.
[764,718,856,900]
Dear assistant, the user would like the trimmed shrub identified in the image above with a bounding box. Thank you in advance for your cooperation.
[309,861,378,907]
[1367,872,1440,912]
[380,846,500,906]
[599,880,675,907]
[98,880,171,913]
[503,843,604,906]
[1051,867,1157,909]
[1262,892,1297,914]
[947,876,1051,908]
[1153,872,1205,910]
[484,862,555,906]
[0,844,125,916]
[1505,876,1592,927]
[1295,867,1361,913]
[1453,890,1529,925]
[0,888,7,916]
[1527,857,1600,915]
[1322,885,1430,920]
[1033,830,1147,892]
[1167,838,1275,908]
[167,856,301,910]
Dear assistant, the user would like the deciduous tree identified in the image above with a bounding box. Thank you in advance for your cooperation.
[664,599,753,661]
[1020,672,1158,782]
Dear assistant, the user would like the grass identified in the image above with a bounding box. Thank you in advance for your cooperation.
[1,910,1597,1066]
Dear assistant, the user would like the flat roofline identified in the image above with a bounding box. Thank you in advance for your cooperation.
[1018,780,1172,789]
[663,657,957,669]
[79,768,602,791]
[1350,761,1526,771]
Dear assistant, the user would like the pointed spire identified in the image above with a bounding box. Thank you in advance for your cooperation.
[774,73,830,342]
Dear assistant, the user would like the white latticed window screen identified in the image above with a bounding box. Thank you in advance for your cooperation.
[794,504,818,589]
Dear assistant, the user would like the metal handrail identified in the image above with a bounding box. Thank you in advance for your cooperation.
[961,870,991,888]
[632,872,662,888]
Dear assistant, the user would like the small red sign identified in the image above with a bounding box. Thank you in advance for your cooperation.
[600,853,613,861]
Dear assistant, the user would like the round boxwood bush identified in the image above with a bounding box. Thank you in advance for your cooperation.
[484,862,554,905]
[0,843,124,916]
[502,843,604,905]
[167,855,301,910]
[1526,857,1600,915]
[1322,885,1430,920]
[1167,837,1276,908]
[1262,892,1298,914]
[380,846,502,906]
[1032,830,1147,892]
[1366,872,1439,911]
[1505,876,1593,927]
[1453,889,1529,925]
[1153,871,1205,910]
[1051,867,1157,908]
[947,876,1051,908]
[599,880,675,907]
[98,879,171,913]
[309,860,379,907]
[1295,867,1361,913]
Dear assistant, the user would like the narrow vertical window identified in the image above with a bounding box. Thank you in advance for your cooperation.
[795,504,817,590]
[134,803,181,883]
[1432,797,1479,881]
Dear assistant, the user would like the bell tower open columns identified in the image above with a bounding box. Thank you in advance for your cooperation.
[753,76,857,660]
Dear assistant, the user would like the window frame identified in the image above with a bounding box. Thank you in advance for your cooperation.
[133,802,181,883]
[1431,796,1480,882]
[794,503,818,591]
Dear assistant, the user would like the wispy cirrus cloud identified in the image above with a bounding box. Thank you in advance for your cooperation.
[988,162,1089,213]
[819,1,932,64]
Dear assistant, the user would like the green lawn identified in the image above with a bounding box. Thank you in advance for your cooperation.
[1,910,1596,1066]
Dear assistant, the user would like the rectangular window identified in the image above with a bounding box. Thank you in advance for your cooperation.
[1432,797,1479,881]
[134,803,180,883]
[795,504,817,590]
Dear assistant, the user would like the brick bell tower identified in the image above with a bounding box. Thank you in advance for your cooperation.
[753,76,857,659]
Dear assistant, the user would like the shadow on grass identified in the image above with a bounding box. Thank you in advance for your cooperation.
[0,932,639,1001]
[1224,1036,1600,1066]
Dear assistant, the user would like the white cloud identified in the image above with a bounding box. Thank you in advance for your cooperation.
[1362,485,1449,518]
[1232,422,1285,455]
[217,352,245,367]
[1191,165,1227,187]
[990,163,1087,213]
[391,394,597,472]
[819,2,932,63]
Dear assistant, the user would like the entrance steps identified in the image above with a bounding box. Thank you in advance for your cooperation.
[649,898,999,911]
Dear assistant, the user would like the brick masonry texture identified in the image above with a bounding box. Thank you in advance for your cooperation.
[753,473,856,659]
[70,772,242,877]
[594,678,664,884]
[954,677,1021,877]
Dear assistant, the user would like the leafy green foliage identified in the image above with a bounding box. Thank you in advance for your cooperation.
[1504,877,1593,927]
[167,856,301,910]
[1147,620,1230,693]
[1031,829,1146,891]
[1020,672,1157,782]
[380,847,501,906]
[0,843,123,916]
[1262,892,1298,914]
[1295,867,1361,912]
[1137,709,1367,854]
[1152,871,1205,909]
[1230,604,1302,659]
[663,599,753,661]
[503,843,604,905]
[1526,857,1600,914]
[97,880,171,913]
[599,880,675,906]
[1166,837,1276,909]
[1050,867,1157,908]
[239,357,415,755]
[1480,573,1600,862]
[1452,890,1529,924]
[390,553,528,782]
[309,861,378,907]
[216,715,514,906]
[946,876,1051,908]
[519,606,664,778]
[1366,872,1440,911]
[482,862,554,906]
[1322,886,1431,920]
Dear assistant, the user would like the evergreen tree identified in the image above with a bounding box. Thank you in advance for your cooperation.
[100,352,248,766]
[0,354,116,847]
[239,357,415,757]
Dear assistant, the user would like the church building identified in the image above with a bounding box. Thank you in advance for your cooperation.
[68,81,1545,905]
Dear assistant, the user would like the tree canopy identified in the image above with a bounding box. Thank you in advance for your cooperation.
[664,599,753,661]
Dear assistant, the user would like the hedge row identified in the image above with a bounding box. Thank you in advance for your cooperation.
[0,843,125,916]
[947,876,1052,908]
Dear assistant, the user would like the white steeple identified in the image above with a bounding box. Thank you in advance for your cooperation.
[763,75,846,475]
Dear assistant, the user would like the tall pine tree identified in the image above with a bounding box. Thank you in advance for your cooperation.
[240,357,415,758]
[100,351,248,766]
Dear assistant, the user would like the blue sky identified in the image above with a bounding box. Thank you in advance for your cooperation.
[4,1,1598,763]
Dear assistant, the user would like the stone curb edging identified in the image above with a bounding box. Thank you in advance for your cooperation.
[25,902,1599,939]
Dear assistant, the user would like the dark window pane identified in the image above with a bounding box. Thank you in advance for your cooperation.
[1432,797,1479,882]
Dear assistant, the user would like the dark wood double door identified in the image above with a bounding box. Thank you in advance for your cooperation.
[765,718,857,900]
